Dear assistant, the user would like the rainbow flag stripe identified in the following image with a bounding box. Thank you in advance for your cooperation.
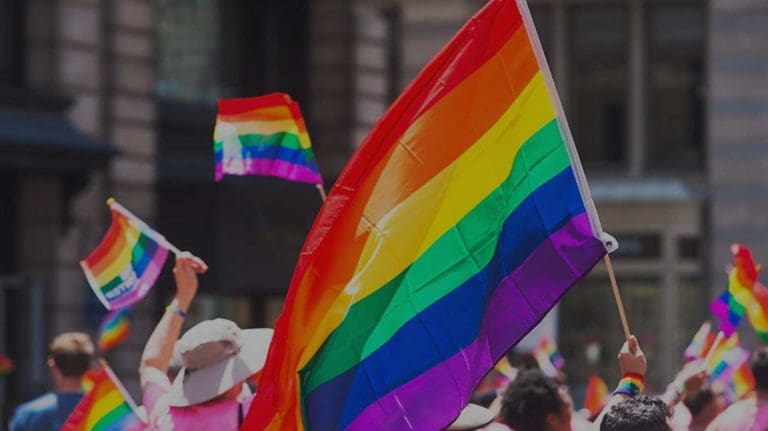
[80,200,170,311]
[684,321,715,362]
[732,362,756,399]
[584,375,609,417]
[62,366,144,431]
[214,93,322,185]
[244,1,607,430]
[711,244,760,337]
[748,281,768,343]
[98,308,131,352]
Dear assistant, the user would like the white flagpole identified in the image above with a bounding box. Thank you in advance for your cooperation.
[106,198,182,256]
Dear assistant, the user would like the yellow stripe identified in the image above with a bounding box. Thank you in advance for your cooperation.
[213,119,299,140]
[298,73,556,367]
[85,389,124,429]
[94,223,141,286]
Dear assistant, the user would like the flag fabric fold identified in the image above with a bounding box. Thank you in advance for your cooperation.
[243,1,607,429]
[80,200,171,310]
[214,93,322,185]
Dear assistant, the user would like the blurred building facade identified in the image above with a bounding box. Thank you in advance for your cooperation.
[0,0,767,423]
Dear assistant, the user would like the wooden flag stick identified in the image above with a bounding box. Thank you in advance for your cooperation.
[604,254,632,342]
[316,184,327,202]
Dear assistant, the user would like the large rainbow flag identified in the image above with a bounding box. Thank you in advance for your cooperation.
[214,93,322,185]
[243,0,608,429]
[711,244,760,336]
[80,199,172,310]
[62,365,145,431]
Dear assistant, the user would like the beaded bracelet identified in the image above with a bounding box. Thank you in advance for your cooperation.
[166,304,188,318]
[613,373,645,397]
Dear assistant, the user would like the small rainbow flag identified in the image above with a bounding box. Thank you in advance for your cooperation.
[732,362,756,399]
[98,308,131,352]
[494,356,518,381]
[584,375,609,417]
[62,364,145,431]
[534,336,565,378]
[214,93,322,185]
[243,1,608,429]
[711,244,760,337]
[0,354,15,375]
[80,199,173,310]
[684,321,716,362]
[706,334,746,383]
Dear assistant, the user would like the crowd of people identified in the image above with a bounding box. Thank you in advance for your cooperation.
[7,253,768,430]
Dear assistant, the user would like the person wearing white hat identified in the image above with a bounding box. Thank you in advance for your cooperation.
[139,253,273,430]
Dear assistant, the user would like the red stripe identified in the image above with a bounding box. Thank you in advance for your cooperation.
[83,210,126,268]
[217,93,293,115]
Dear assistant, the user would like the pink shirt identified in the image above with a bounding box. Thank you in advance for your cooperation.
[142,368,253,431]
[706,398,768,431]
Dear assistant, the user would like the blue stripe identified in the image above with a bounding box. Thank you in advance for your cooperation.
[131,233,159,276]
[302,167,588,430]
[213,148,320,173]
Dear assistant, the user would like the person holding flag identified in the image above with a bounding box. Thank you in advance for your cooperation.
[10,333,95,431]
[706,347,768,431]
[138,252,273,430]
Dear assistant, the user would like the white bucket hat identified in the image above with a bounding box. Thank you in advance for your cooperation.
[166,318,273,407]
[447,403,497,430]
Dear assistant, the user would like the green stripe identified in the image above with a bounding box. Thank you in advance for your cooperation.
[99,276,123,294]
[91,402,131,431]
[301,120,571,393]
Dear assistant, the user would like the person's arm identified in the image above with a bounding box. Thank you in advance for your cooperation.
[139,252,207,388]
[661,361,706,408]
[593,336,648,429]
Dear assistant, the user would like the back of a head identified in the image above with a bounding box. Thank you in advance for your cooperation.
[600,395,671,431]
[751,347,768,391]
[49,332,94,378]
[499,370,564,431]
[683,387,714,418]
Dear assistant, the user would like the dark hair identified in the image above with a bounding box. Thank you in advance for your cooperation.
[499,370,566,431]
[52,352,91,377]
[600,395,671,431]
[683,387,714,417]
[752,348,768,390]
[49,332,94,378]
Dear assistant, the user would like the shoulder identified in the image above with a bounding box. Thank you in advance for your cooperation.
[10,393,58,430]
[15,393,58,415]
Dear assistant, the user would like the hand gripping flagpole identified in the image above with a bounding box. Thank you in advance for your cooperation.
[106,197,182,256]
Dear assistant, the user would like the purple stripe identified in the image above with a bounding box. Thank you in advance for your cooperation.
[109,247,169,310]
[216,159,323,185]
[344,214,605,430]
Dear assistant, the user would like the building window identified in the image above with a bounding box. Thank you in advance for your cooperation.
[647,4,705,168]
[155,0,233,103]
[529,0,705,174]
[569,5,629,168]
